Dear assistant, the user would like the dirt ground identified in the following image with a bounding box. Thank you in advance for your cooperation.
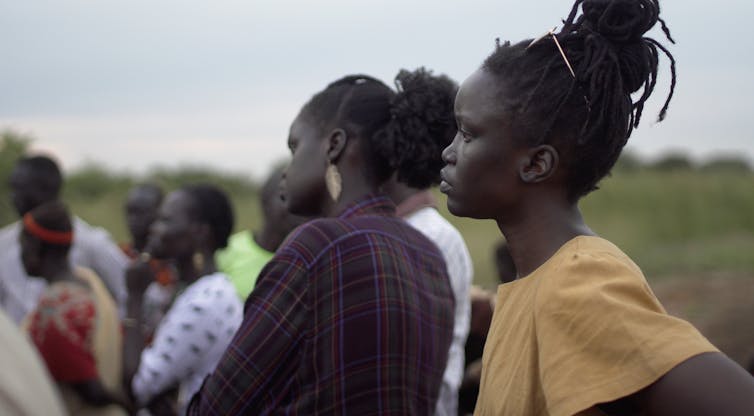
[651,272,754,370]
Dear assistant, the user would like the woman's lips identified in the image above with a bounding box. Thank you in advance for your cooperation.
[439,170,452,193]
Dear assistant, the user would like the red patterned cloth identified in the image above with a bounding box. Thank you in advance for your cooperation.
[27,282,98,383]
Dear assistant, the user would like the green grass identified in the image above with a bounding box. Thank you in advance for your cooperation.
[581,171,754,279]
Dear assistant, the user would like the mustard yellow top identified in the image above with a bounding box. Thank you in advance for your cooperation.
[474,236,717,416]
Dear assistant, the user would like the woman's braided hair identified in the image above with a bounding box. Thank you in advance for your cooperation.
[484,0,675,200]
[302,68,457,188]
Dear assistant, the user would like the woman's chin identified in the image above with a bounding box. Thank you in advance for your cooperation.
[148,246,170,261]
[446,197,493,221]
[286,199,321,218]
[445,198,470,218]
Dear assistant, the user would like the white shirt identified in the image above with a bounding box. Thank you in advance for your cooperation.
[404,206,473,416]
[0,217,128,323]
[132,272,243,414]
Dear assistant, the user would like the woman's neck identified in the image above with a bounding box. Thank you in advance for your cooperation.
[254,228,284,253]
[382,175,417,208]
[131,235,148,253]
[323,150,379,218]
[40,259,77,284]
[176,250,216,285]
[496,198,595,279]
[323,182,378,218]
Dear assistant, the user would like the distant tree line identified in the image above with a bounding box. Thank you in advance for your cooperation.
[2,128,751,224]
[615,149,752,173]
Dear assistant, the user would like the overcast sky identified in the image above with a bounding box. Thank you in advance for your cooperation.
[1,0,752,181]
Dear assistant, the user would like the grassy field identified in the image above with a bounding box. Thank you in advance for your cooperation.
[439,169,754,288]
[3,167,753,290]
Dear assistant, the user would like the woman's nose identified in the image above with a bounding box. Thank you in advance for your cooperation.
[442,134,459,164]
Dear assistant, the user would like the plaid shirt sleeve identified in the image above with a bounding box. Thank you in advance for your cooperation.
[187,244,310,415]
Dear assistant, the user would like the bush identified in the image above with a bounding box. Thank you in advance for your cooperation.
[612,149,644,173]
[649,152,695,172]
[64,162,134,200]
[700,156,751,174]
[146,165,258,197]
[0,130,31,224]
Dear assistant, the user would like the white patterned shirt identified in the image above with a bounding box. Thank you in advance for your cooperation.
[132,272,242,414]
[404,206,473,416]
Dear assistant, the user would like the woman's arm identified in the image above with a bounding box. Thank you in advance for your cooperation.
[122,293,145,389]
[122,260,154,393]
[595,352,754,416]
[144,386,179,416]
[72,379,133,412]
[640,352,754,415]
[187,258,307,414]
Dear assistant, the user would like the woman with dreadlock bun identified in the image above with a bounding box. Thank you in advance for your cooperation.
[440,0,754,414]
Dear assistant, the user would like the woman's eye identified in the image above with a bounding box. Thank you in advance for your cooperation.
[459,129,473,142]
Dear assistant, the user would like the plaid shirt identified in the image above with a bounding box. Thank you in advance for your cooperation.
[188,194,455,415]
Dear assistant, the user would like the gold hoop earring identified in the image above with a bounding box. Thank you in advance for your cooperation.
[325,162,342,202]
[192,252,205,273]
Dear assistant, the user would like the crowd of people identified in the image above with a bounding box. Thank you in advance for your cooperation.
[2,0,754,415]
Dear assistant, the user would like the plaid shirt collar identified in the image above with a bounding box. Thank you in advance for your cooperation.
[337,193,396,219]
[395,190,437,218]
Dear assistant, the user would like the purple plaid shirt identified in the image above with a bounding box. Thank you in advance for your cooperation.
[188,194,455,415]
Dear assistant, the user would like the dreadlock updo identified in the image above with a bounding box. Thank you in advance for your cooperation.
[391,69,458,189]
[302,68,457,188]
[483,0,675,200]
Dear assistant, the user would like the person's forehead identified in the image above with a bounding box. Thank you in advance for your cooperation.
[127,188,160,207]
[10,164,34,181]
[289,115,315,138]
[456,70,508,125]
[9,166,44,190]
[162,191,200,222]
[459,70,501,103]
[163,190,190,208]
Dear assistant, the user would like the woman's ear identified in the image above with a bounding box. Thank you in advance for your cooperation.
[326,128,348,163]
[519,145,559,183]
[193,223,214,252]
